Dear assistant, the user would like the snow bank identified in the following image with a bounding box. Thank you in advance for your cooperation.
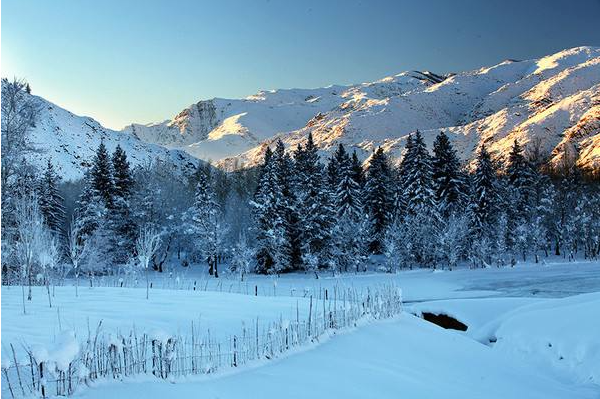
[494,292,600,385]
[78,315,597,399]
[409,293,600,387]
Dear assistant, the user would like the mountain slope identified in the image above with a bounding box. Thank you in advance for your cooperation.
[124,46,599,172]
[28,95,199,180]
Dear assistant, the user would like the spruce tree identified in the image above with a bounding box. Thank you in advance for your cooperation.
[336,154,362,220]
[432,131,467,218]
[90,141,115,209]
[186,166,221,272]
[112,145,134,198]
[295,133,335,270]
[394,133,415,220]
[401,131,440,266]
[37,159,66,238]
[350,151,364,188]
[253,149,291,274]
[335,150,366,271]
[504,140,536,259]
[273,140,301,270]
[468,145,501,265]
[110,145,136,264]
[364,147,393,253]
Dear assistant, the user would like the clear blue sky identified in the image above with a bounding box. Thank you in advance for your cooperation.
[3,0,600,130]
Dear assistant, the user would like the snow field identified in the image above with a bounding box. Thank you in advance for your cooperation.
[76,314,599,399]
[1,283,402,397]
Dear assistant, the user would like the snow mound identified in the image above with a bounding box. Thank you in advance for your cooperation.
[494,293,600,385]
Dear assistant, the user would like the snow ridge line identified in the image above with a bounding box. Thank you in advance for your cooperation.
[1,284,402,398]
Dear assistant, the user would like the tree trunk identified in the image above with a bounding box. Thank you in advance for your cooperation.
[46,280,52,308]
[27,264,33,300]
[21,284,26,315]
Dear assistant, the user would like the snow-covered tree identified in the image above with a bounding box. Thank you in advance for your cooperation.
[504,140,536,258]
[252,148,292,274]
[37,230,61,307]
[432,131,467,218]
[135,224,162,299]
[107,146,137,265]
[14,194,46,303]
[435,214,467,270]
[295,134,336,270]
[37,158,66,238]
[184,165,222,275]
[229,233,253,281]
[67,213,88,296]
[364,147,393,253]
[1,78,40,191]
[468,146,501,240]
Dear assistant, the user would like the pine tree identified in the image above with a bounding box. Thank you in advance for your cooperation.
[504,140,536,258]
[90,141,115,209]
[336,153,362,220]
[401,131,440,266]
[110,145,136,264]
[364,147,393,253]
[73,142,118,269]
[112,145,134,198]
[335,153,367,272]
[350,151,364,188]
[394,133,415,220]
[432,131,467,218]
[404,131,437,217]
[272,140,301,270]
[37,159,66,238]
[186,166,221,271]
[325,143,349,190]
[252,149,291,274]
[295,133,335,270]
[468,145,502,265]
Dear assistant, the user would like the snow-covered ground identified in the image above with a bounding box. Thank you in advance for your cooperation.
[76,314,599,399]
[2,260,599,398]
[1,287,312,355]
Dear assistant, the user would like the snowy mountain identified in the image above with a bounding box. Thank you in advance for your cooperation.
[123,47,600,172]
[27,95,199,180]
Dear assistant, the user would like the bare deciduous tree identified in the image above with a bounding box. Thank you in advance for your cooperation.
[14,194,45,312]
[1,78,40,189]
[67,213,87,297]
[38,231,61,307]
[135,225,161,299]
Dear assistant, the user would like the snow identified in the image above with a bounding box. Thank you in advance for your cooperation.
[2,260,599,398]
[50,330,80,371]
[25,46,600,179]
[26,95,199,180]
[408,297,544,339]
[76,315,599,399]
[409,292,600,387]
[1,287,311,359]
[218,46,599,170]
[494,293,600,385]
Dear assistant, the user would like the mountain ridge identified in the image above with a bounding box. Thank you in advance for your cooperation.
[23,46,600,178]
[25,94,199,180]
[122,46,600,172]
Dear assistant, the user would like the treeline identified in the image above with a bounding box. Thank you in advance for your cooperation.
[2,78,600,287]
[251,131,600,273]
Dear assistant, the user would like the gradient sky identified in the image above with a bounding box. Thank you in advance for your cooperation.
[2,0,600,130]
